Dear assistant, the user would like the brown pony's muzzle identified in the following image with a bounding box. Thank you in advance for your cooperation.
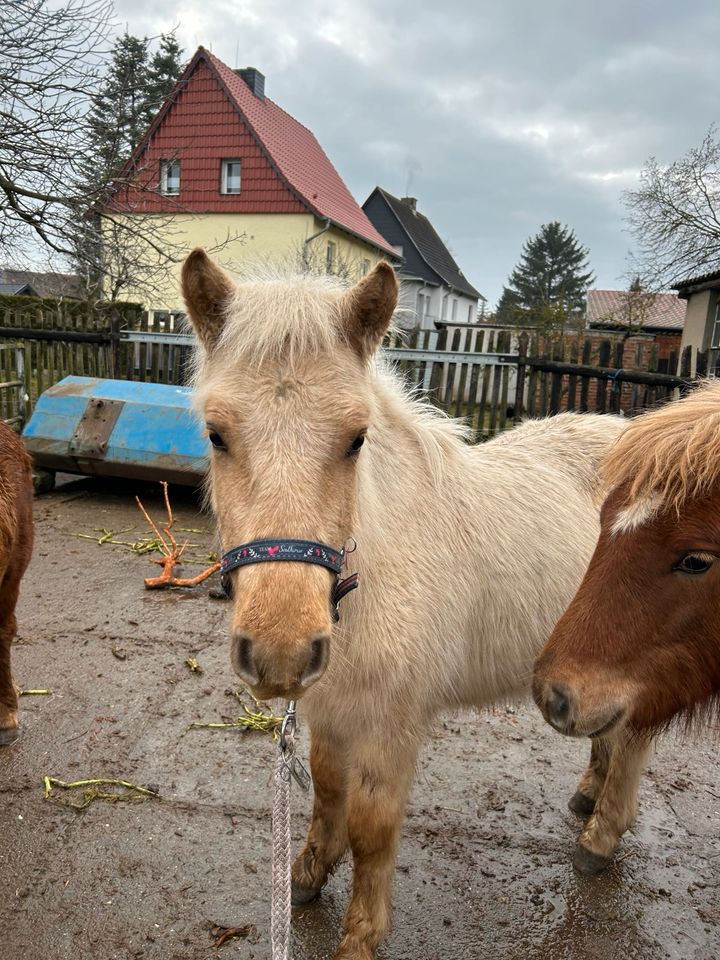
[533,660,628,739]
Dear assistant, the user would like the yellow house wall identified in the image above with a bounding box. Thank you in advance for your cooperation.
[107,213,391,308]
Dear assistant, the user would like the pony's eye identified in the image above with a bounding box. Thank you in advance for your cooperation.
[346,433,366,457]
[674,552,716,575]
[208,429,227,451]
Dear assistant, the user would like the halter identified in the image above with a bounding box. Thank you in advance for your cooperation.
[220,538,359,622]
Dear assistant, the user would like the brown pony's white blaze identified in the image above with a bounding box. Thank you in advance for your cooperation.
[534,380,720,740]
[184,247,637,959]
[183,249,397,700]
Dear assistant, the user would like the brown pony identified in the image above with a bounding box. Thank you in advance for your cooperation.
[534,381,720,865]
[0,420,34,744]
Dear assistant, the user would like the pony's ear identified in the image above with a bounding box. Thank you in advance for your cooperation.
[181,248,235,350]
[341,261,398,359]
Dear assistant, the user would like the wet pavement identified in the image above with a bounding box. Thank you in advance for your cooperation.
[1,476,719,960]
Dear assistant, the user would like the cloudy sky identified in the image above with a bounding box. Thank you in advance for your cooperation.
[114,0,720,307]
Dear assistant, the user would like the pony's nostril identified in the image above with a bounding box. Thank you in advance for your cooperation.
[300,634,330,687]
[234,633,260,684]
[547,685,571,729]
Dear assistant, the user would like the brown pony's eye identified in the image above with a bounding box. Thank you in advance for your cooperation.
[674,552,716,575]
[208,429,227,451]
[346,432,366,457]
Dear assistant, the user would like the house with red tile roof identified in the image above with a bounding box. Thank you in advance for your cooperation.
[105,47,398,305]
[585,288,686,372]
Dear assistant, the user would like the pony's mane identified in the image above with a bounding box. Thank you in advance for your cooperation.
[215,266,350,365]
[604,380,720,514]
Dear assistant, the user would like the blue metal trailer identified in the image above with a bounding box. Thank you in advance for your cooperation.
[22,376,209,490]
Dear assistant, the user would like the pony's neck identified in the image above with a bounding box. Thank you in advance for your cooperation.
[354,367,470,546]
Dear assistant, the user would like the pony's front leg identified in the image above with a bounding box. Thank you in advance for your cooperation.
[569,737,612,816]
[292,727,349,904]
[0,602,19,746]
[574,730,651,875]
[334,737,418,960]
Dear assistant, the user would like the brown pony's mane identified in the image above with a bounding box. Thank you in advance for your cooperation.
[603,380,720,514]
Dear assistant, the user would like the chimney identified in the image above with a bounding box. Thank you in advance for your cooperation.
[401,196,417,213]
[236,67,265,99]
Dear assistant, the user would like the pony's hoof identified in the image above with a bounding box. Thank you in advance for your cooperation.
[573,843,611,876]
[0,725,20,746]
[291,881,322,906]
[568,791,596,817]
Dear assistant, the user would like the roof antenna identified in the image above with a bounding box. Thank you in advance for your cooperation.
[235,39,239,68]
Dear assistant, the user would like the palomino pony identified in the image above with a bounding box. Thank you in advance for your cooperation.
[183,250,636,960]
[535,381,720,792]
[0,420,34,745]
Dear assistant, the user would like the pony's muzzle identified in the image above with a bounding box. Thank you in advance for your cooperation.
[231,630,331,697]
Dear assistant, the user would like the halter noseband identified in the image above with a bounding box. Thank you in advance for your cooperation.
[220,538,359,622]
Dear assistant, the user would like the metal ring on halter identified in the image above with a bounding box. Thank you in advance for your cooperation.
[280,700,297,752]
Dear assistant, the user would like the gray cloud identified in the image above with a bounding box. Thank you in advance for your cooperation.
[114,0,720,304]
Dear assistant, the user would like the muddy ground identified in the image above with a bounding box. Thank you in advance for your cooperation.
[0,476,719,960]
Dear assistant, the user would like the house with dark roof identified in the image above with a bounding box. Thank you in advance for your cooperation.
[105,47,399,306]
[0,268,83,299]
[362,188,484,330]
[674,269,720,375]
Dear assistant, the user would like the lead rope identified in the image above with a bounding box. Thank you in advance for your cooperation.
[271,701,311,960]
[271,716,293,960]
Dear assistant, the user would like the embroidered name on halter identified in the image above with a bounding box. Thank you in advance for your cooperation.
[220,539,344,575]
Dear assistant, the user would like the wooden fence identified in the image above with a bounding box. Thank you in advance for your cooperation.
[0,293,714,438]
[519,333,693,418]
[0,344,25,426]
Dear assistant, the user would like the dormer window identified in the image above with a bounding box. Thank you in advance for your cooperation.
[160,159,180,195]
[221,159,241,195]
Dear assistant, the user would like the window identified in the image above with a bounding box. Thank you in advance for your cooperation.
[326,241,336,274]
[467,304,474,323]
[360,259,371,277]
[451,298,458,323]
[160,159,180,195]
[221,159,241,194]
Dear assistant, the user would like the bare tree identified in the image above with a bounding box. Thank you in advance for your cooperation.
[0,0,111,260]
[624,128,720,287]
[0,1,243,304]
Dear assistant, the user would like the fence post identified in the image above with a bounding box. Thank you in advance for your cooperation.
[595,340,611,412]
[513,331,528,423]
[549,339,564,414]
[15,343,26,425]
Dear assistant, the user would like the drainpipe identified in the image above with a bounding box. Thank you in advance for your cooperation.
[304,218,332,252]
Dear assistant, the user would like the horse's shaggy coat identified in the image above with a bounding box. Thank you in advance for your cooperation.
[184,251,637,959]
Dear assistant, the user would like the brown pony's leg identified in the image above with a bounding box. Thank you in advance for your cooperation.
[569,738,612,816]
[0,582,20,745]
[291,728,350,903]
[574,730,651,875]
[334,737,418,960]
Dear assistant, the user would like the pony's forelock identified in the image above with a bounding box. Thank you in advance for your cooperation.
[603,380,720,518]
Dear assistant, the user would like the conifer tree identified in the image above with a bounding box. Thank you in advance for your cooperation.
[144,34,185,125]
[497,222,595,333]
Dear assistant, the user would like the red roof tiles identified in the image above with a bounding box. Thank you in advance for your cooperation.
[587,289,686,331]
[113,48,396,257]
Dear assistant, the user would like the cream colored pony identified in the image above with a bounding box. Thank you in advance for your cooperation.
[183,252,640,960]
